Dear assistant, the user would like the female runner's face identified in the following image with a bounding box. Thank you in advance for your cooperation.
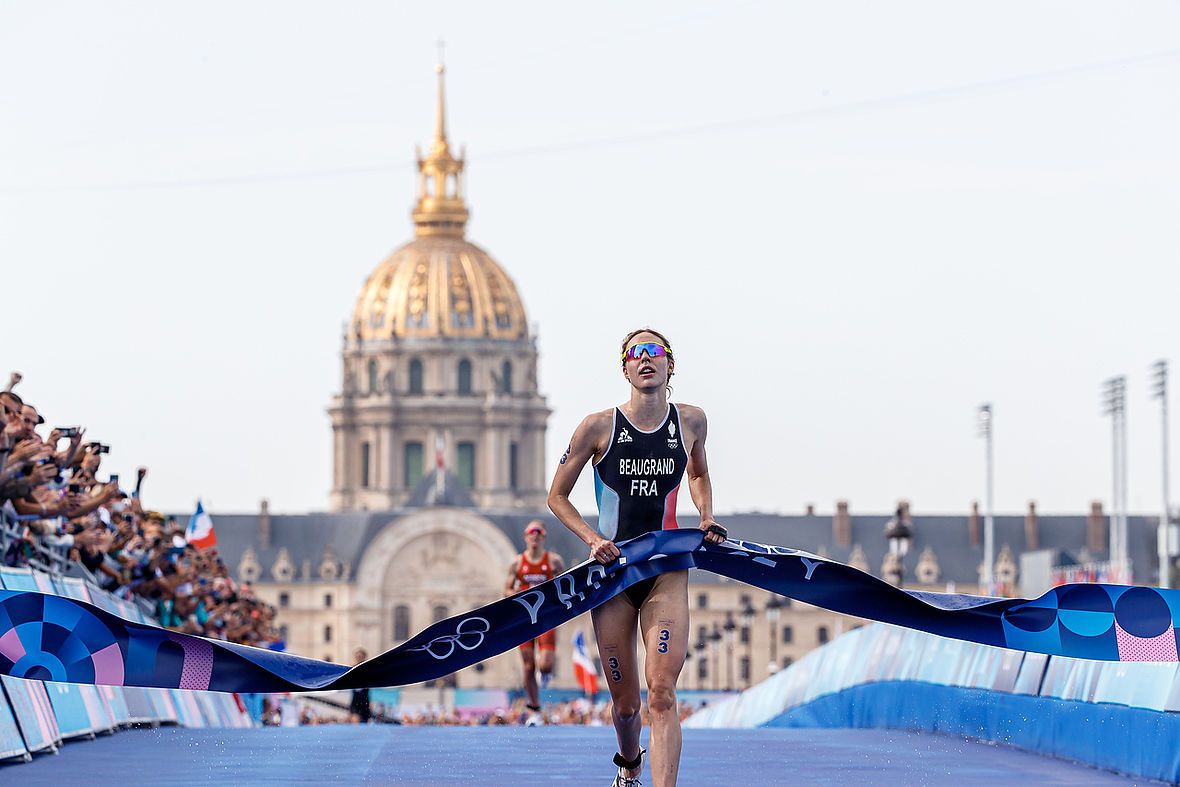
[622,332,673,392]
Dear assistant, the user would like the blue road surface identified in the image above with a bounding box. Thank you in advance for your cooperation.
[2,726,1150,785]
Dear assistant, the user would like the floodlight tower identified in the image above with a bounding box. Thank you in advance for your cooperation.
[1151,361,1170,588]
[1101,377,1128,574]
[977,404,994,590]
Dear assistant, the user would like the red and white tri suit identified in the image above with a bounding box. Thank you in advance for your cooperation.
[516,551,557,651]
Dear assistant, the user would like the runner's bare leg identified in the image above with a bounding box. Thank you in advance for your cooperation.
[592,592,643,778]
[640,570,689,787]
[521,642,539,709]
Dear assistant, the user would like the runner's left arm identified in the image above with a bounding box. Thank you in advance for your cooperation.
[684,406,725,545]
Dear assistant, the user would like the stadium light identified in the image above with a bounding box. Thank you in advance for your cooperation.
[977,404,994,590]
[1101,377,1128,575]
[1151,361,1170,588]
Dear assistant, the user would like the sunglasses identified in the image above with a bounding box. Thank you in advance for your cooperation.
[622,342,668,362]
[525,528,544,535]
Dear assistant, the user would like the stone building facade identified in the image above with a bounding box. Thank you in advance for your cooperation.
[327,64,549,513]
[211,67,1169,696]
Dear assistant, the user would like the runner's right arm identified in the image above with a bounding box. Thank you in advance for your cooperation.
[504,556,521,597]
[547,411,620,565]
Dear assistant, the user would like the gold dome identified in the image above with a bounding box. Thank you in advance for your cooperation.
[351,235,528,340]
[351,65,528,341]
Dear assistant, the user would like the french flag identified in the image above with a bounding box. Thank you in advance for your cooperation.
[185,500,218,551]
[572,629,599,696]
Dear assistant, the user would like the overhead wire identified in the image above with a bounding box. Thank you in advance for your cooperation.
[3,46,1178,194]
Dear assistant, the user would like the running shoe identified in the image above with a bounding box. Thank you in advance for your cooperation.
[610,749,645,786]
[525,711,543,726]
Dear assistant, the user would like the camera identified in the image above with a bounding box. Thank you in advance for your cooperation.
[68,483,81,493]
[57,427,79,438]
[109,474,119,485]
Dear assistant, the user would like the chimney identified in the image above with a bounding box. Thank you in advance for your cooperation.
[1088,501,1107,554]
[805,504,815,516]
[259,498,271,549]
[1024,501,1039,550]
[833,500,851,547]
[969,501,981,547]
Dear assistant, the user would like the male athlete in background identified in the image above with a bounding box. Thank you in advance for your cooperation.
[504,520,566,726]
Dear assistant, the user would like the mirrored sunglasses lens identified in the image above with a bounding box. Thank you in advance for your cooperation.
[630,344,650,359]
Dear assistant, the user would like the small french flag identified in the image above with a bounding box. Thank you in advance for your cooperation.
[572,629,599,697]
[185,500,218,551]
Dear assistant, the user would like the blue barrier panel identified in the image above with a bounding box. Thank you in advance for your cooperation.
[170,689,206,727]
[78,682,116,732]
[1012,651,1048,695]
[56,576,93,604]
[0,675,60,753]
[122,686,160,724]
[98,684,130,726]
[31,572,55,594]
[194,692,249,727]
[766,681,1180,785]
[43,681,95,739]
[146,687,179,724]
[0,686,28,761]
[0,566,39,591]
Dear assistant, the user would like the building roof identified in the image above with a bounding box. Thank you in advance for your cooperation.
[205,500,1164,589]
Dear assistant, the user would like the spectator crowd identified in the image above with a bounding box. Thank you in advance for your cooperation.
[266,695,698,727]
[0,370,281,649]
[2,369,702,729]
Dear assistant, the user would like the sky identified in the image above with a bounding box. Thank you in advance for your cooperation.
[2,1,1178,519]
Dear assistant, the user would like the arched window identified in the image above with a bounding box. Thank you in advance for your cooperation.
[368,360,378,394]
[817,626,829,644]
[409,359,424,394]
[394,605,410,641]
[360,442,371,488]
[432,605,448,623]
[404,442,423,488]
[457,359,472,394]
[501,360,513,394]
[508,442,519,490]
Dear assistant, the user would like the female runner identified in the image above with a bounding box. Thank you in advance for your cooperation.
[548,328,727,787]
